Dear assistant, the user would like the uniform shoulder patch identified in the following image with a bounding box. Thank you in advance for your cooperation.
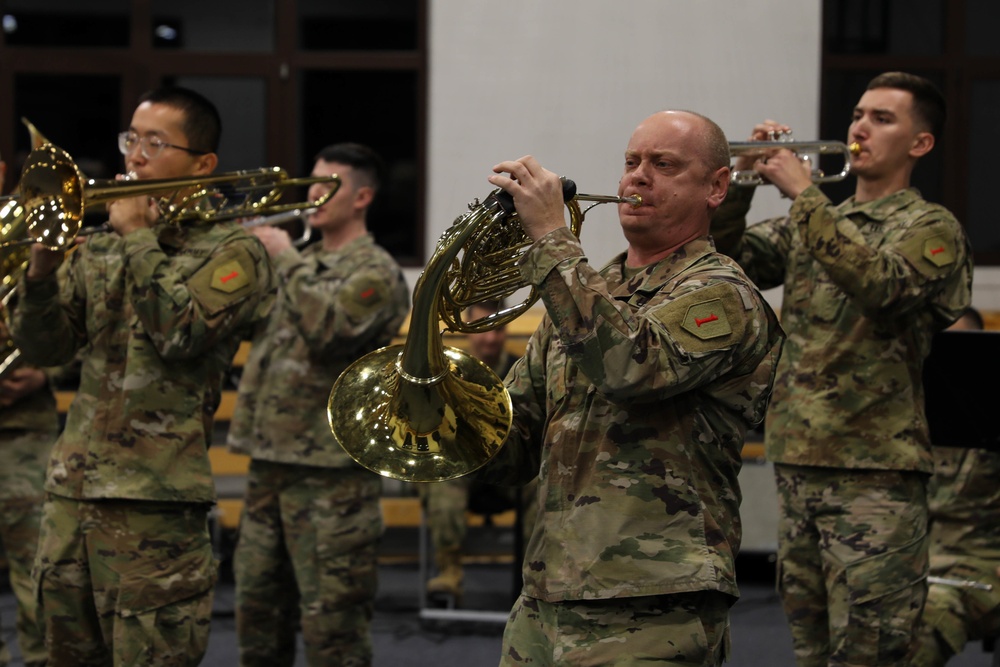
[650,281,749,353]
[681,299,732,339]
[921,235,955,268]
[340,274,390,318]
[210,259,252,293]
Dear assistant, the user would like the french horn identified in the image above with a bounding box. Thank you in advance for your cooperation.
[327,179,640,482]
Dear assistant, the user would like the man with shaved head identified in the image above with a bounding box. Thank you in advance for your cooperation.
[479,110,785,665]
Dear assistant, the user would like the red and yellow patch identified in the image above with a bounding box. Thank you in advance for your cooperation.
[211,260,250,293]
[681,299,732,340]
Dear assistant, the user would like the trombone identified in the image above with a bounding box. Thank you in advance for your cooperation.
[8,143,341,251]
[327,179,640,483]
[241,207,318,248]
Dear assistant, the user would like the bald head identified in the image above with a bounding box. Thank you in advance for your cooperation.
[639,110,730,174]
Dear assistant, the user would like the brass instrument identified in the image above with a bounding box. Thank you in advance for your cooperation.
[9,143,341,251]
[0,117,52,383]
[729,132,861,186]
[241,207,318,247]
[327,179,640,482]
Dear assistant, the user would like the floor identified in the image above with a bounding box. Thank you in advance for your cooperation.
[0,554,993,666]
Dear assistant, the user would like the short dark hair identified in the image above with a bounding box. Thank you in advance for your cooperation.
[314,143,386,193]
[137,86,222,154]
[866,72,946,138]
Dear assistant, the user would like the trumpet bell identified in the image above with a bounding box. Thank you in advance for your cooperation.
[328,344,512,482]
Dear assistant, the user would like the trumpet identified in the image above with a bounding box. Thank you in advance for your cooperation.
[8,143,341,252]
[729,131,861,186]
[327,179,639,482]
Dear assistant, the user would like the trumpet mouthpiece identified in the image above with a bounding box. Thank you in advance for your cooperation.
[622,194,642,207]
[849,142,862,156]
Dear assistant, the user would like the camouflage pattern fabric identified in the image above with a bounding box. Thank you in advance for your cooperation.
[34,495,217,667]
[10,219,276,664]
[499,590,731,666]
[775,464,928,666]
[713,185,973,472]
[911,447,1000,665]
[11,220,276,502]
[711,184,973,666]
[480,228,783,662]
[228,233,407,665]
[0,427,55,667]
[233,461,382,667]
[228,233,409,467]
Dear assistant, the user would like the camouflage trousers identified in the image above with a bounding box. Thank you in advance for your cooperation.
[233,461,383,667]
[909,555,1000,666]
[499,591,731,666]
[0,497,46,667]
[34,495,217,667]
[0,428,54,667]
[774,464,928,667]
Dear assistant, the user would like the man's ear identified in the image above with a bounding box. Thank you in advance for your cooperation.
[353,185,375,211]
[909,132,934,159]
[707,166,730,209]
[194,152,219,175]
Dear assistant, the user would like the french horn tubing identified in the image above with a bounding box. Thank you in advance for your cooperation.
[326,179,640,482]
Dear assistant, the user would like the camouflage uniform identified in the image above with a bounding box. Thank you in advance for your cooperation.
[228,233,408,667]
[479,228,784,665]
[911,446,1000,666]
[11,220,276,667]
[712,184,973,666]
[0,334,58,667]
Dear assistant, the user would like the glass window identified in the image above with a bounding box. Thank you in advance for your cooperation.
[12,73,122,228]
[298,0,418,51]
[3,0,129,48]
[151,0,274,51]
[824,0,943,56]
[966,80,1000,255]
[300,69,420,262]
[965,0,1000,56]
[168,76,268,173]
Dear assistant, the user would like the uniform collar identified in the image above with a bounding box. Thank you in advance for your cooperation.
[605,236,715,298]
[838,187,922,222]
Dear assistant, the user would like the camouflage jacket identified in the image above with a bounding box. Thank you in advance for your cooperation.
[480,228,784,602]
[228,233,409,467]
[712,185,972,472]
[0,324,59,432]
[11,221,276,503]
[928,446,1000,560]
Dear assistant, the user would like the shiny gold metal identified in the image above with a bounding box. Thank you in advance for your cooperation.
[327,183,638,482]
[729,139,857,186]
[10,143,340,251]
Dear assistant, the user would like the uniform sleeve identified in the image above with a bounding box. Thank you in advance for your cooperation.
[517,228,774,404]
[123,228,276,360]
[710,186,796,290]
[790,185,973,326]
[269,246,408,357]
[11,251,88,367]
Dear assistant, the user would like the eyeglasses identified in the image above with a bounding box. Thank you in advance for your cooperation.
[117,131,209,160]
